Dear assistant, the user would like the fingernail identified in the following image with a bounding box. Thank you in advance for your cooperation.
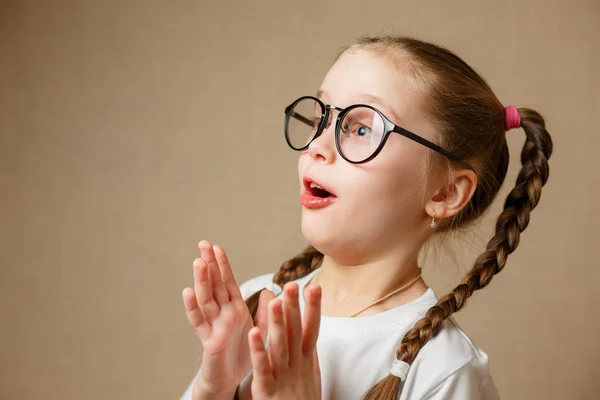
[313,285,322,297]
[272,299,282,313]
[251,327,261,339]
[285,283,298,297]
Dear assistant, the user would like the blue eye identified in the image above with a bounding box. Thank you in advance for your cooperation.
[341,121,372,138]
[357,126,371,136]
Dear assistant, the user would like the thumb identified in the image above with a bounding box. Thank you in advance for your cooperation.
[255,289,276,343]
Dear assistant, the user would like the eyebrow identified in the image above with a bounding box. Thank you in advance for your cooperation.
[315,90,402,124]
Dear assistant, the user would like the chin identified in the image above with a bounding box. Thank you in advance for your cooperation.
[300,215,357,264]
[301,214,334,252]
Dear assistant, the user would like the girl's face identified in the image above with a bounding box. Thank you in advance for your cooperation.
[297,50,441,264]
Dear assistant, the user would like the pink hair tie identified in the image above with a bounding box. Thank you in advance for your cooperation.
[505,105,521,131]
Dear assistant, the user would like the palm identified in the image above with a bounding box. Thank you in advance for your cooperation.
[196,296,254,389]
[182,241,273,396]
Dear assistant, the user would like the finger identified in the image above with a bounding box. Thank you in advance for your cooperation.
[267,298,289,374]
[248,327,275,394]
[182,287,211,338]
[193,258,219,321]
[313,349,322,388]
[282,282,302,366]
[198,241,229,306]
[255,290,276,344]
[301,285,322,354]
[213,244,242,302]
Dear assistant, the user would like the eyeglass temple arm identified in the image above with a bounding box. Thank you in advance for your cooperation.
[289,111,315,127]
[393,127,474,171]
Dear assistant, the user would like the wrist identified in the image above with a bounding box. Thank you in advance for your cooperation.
[192,380,237,400]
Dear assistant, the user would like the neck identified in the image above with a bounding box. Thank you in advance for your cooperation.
[310,247,428,317]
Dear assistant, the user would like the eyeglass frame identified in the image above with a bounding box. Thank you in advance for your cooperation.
[284,95,473,170]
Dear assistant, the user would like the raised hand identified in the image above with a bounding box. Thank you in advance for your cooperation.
[248,282,323,400]
[182,240,274,399]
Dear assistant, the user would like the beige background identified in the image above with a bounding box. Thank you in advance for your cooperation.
[1,0,599,399]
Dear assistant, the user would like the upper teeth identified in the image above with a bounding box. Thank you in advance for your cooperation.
[310,183,322,189]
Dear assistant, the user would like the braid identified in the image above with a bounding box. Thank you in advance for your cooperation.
[273,245,324,286]
[362,108,553,400]
[244,245,323,319]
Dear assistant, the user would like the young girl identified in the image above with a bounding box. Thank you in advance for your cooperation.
[180,35,553,400]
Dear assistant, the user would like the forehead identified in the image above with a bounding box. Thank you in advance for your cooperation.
[318,50,423,125]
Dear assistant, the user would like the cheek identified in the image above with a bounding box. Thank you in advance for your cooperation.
[350,172,420,210]
[343,152,427,219]
[381,139,429,195]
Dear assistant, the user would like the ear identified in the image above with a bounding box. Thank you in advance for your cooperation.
[425,169,478,222]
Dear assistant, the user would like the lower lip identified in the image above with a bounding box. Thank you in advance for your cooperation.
[300,192,337,209]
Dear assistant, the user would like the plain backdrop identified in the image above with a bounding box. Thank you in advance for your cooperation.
[1,1,599,399]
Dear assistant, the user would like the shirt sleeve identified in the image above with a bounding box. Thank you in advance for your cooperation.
[180,369,201,400]
[420,358,501,400]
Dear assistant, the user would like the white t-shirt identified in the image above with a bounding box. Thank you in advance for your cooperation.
[181,269,500,399]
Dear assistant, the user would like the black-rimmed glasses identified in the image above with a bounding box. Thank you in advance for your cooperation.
[284,96,471,168]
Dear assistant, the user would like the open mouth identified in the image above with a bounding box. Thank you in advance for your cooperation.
[300,177,338,209]
[303,177,336,198]
[308,182,334,198]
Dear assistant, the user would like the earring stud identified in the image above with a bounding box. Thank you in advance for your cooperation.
[430,210,437,229]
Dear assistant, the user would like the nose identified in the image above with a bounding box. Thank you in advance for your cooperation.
[307,116,336,163]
